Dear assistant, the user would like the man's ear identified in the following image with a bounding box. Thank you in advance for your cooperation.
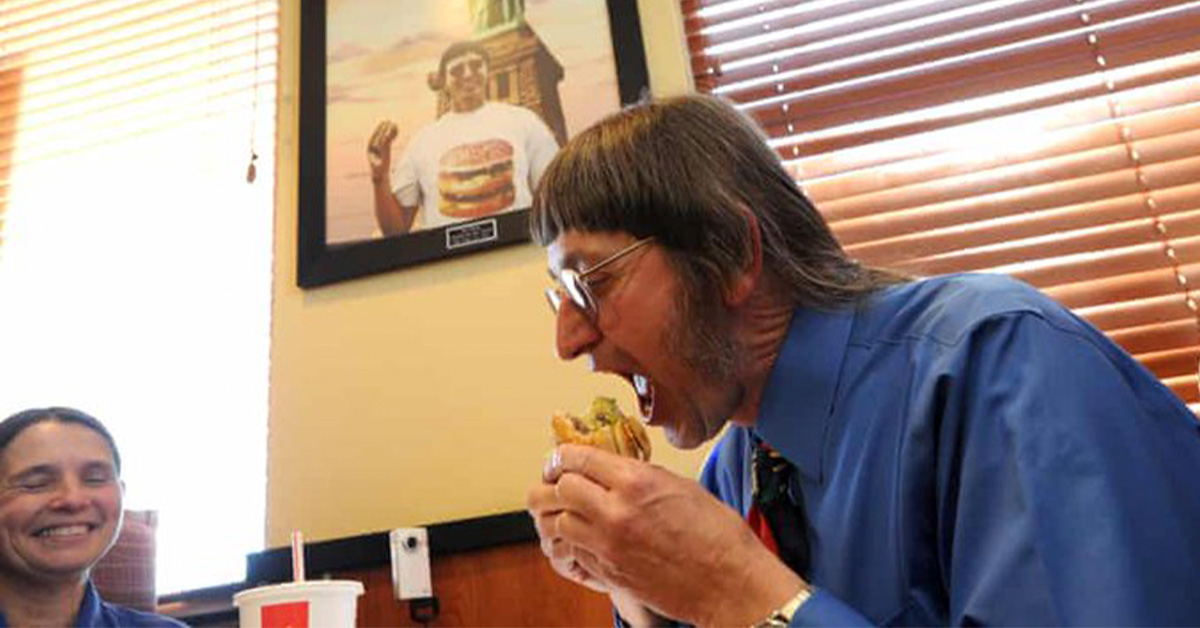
[725,207,763,307]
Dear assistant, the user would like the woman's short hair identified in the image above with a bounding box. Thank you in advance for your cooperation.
[0,407,122,473]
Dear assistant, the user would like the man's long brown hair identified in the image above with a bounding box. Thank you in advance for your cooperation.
[530,93,907,310]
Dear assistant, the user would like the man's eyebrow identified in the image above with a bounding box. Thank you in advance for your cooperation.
[563,250,597,272]
[549,251,584,278]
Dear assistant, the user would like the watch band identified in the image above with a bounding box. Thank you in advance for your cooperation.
[753,586,813,628]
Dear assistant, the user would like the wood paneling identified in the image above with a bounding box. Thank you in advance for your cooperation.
[337,542,613,628]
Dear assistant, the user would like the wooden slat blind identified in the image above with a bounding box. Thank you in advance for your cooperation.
[683,0,1200,409]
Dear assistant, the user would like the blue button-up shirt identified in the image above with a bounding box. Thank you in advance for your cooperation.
[702,273,1200,626]
[0,582,186,628]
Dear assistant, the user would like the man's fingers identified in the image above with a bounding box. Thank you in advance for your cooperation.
[545,443,634,489]
[547,536,574,561]
[543,447,563,481]
[531,501,609,561]
[529,489,594,545]
[368,121,397,152]
[527,482,558,513]
[562,558,608,593]
[533,452,613,520]
[377,121,397,146]
[552,469,609,521]
[570,544,602,573]
[530,499,571,549]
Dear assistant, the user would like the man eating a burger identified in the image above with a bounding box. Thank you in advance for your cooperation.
[367,40,559,236]
[525,94,1200,626]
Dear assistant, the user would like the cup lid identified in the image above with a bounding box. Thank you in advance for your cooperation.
[233,580,365,605]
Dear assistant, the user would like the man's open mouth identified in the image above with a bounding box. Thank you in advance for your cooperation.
[631,373,654,423]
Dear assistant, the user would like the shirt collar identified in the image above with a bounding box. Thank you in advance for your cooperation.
[74,581,102,627]
[0,581,101,628]
[754,305,855,484]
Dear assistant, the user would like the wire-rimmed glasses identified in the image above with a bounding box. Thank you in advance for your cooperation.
[545,237,655,321]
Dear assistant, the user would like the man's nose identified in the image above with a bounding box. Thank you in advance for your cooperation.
[555,300,599,361]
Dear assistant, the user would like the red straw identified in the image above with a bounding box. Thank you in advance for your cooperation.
[291,530,306,582]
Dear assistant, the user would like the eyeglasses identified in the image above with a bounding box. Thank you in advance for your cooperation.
[545,237,655,321]
[447,57,485,80]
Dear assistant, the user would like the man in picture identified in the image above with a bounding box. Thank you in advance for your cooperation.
[368,40,559,236]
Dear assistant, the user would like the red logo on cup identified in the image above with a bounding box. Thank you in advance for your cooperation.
[262,601,309,628]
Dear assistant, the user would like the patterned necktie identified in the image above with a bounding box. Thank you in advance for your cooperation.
[747,437,812,578]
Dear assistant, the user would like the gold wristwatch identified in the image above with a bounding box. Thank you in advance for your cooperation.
[753,586,813,628]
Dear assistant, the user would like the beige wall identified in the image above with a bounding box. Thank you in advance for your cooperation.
[267,1,699,547]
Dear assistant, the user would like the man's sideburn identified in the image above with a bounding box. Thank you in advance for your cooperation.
[663,275,745,440]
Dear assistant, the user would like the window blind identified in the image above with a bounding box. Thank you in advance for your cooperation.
[0,0,278,593]
[1,0,274,168]
[682,0,1200,410]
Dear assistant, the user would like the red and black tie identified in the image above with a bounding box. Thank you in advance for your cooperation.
[747,437,812,578]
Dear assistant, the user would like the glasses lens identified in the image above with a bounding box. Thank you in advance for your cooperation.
[561,270,595,318]
[545,287,563,313]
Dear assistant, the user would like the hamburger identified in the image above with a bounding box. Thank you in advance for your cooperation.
[437,139,515,218]
[552,397,651,461]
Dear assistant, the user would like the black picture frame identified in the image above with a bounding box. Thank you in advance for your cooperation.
[297,0,650,288]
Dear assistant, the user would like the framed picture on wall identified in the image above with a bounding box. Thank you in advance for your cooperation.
[297,0,650,288]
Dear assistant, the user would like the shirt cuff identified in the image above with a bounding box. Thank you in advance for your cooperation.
[791,588,874,627]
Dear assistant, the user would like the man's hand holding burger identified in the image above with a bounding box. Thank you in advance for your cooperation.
[527,443,805,627]
[366,119,418,236]
[367,120,398,186]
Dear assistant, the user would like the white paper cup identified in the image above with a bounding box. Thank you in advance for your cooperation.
[233,580,364,628]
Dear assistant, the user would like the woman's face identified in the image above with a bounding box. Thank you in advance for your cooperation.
[0,422,123,584]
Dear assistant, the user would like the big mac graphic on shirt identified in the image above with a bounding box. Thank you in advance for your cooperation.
[436,138,515,218]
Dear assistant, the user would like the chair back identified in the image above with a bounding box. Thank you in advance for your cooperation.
[91,509,158,612]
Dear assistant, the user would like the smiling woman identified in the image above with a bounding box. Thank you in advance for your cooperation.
[0,408,184,628]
